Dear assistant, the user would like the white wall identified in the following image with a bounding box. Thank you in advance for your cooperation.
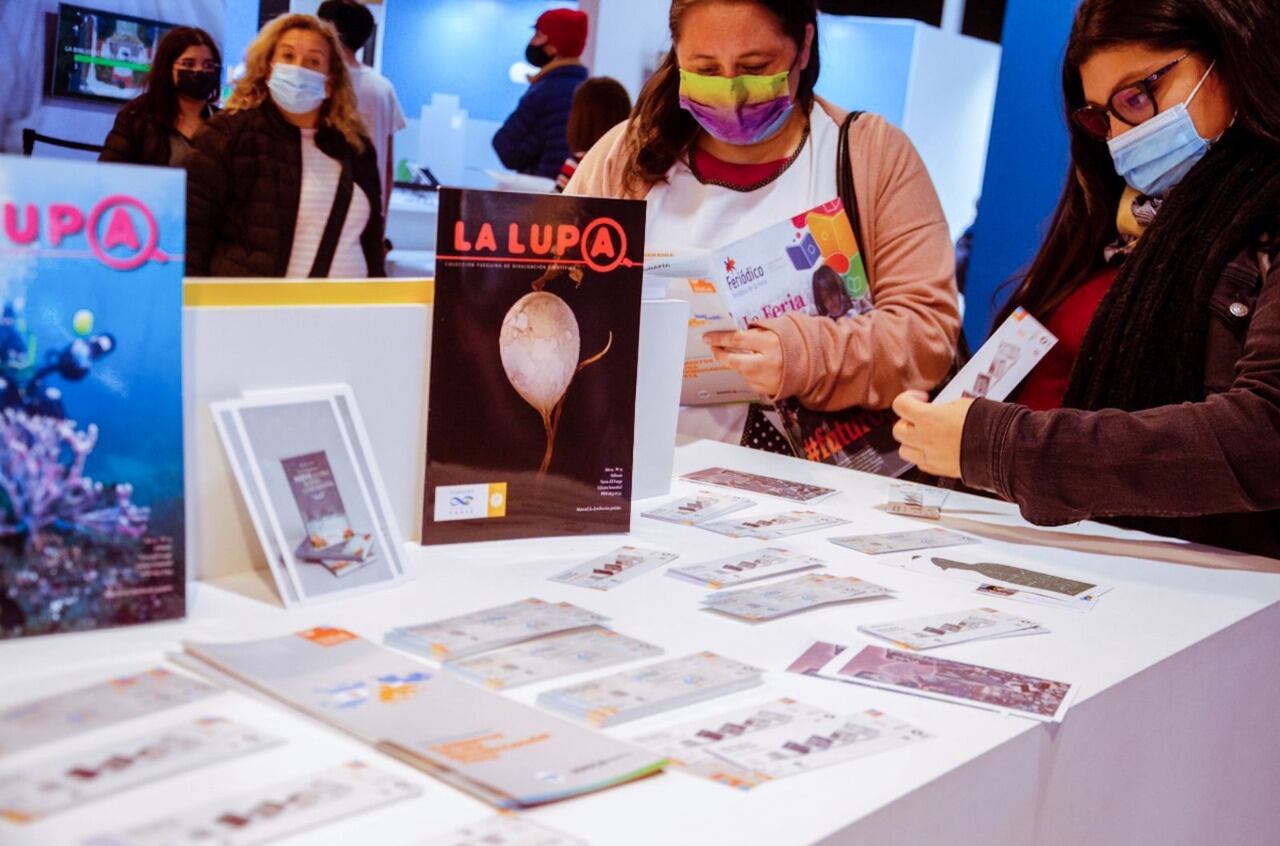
[902,25,1002,240]
[580,0,668,99]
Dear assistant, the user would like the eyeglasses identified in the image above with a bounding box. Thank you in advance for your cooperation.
[1071,54,1189,141]
[175,59,221,72]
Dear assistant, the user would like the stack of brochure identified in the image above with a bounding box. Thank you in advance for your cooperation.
[177,628,667,808]
[384,598,607,661]
[548,546,680,592]
[883,554,1112,612]
[641,490,754,526]
[537,652,765,728]
[698,510,850,541]
[667,548,826,589]
[701,573,894,622]
[857,608,1046,651]
[446,627,664,690]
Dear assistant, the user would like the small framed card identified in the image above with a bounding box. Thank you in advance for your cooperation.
[212,385,407,606]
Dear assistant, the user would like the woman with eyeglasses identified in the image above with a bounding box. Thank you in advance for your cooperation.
[99,26,222,168]
[892,0,1280,557]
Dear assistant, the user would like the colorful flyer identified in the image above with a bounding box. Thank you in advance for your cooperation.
[549,545,679,591]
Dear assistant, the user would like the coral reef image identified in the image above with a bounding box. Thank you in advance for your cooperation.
[0,303,177,638]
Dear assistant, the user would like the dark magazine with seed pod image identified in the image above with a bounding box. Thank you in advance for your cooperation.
[422,189,645,544]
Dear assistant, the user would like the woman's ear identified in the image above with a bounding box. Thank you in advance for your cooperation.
[798,23,815,73]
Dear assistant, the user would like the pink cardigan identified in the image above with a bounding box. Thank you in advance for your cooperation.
[565,99,961,412]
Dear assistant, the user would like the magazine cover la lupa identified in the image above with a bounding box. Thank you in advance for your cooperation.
[0,156,185,638]
[422,189,645,544]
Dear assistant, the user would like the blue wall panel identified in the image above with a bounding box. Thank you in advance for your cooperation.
[963,0,1079,344]
[815,16,916,127]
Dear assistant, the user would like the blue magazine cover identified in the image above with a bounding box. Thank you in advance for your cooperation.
[0,156,185,639]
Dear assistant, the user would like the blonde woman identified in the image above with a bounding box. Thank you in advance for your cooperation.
[186,14,384,277]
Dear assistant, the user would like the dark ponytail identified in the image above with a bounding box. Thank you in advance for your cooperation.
[619,0,821,193]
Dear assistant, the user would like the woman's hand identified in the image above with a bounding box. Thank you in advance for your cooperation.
[703,329,783,397]
[891,390,975,478]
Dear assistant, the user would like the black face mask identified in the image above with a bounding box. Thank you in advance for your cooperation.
[525,42,553,68]
[175,69,219,101]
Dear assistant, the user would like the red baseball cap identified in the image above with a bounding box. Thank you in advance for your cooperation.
[535,8,589,58]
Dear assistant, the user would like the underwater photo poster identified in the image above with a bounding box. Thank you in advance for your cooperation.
[0,156,186,639]
[422,189,646,544]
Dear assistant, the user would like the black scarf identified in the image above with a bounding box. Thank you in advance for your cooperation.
[1062,129,1280,412]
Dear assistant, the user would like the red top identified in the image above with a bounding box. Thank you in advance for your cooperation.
[1015,266,1121,411]
[692,147,789,189]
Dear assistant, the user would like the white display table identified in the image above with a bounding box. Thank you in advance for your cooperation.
[4,440,1279,846]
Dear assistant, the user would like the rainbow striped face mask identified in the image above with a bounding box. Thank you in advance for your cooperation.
[678,68,795,145]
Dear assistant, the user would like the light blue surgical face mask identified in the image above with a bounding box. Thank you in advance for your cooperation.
[267,62,327,115]
[1107,61,1217,196]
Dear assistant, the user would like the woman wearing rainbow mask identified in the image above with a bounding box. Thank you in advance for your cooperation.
[566,0,959,446]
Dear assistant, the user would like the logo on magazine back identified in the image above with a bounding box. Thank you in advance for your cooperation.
[723,258,765,291]
[452,216,629,273]
[3,195,169,271]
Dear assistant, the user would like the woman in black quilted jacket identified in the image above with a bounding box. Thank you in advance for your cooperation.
[185,14,385,278]
[98,27,222,168]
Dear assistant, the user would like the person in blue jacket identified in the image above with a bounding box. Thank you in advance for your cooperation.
[492,8,589,180]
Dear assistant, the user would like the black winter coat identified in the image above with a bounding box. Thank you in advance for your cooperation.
[185,100,385,278]
[99,98,212,166]
[492,64,587,179]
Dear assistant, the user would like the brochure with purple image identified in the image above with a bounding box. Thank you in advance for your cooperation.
[282,451,354,549]
[819,645,1075,722]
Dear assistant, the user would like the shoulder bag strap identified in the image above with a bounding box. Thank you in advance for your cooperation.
[835,110,870,285]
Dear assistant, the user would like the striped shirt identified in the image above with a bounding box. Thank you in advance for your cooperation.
[285,128,371,278]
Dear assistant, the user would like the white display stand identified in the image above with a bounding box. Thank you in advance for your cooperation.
[183,278,433,583]
[185,282,684,581]
[6,440,1279,846]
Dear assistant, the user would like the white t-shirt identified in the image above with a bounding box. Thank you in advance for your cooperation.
[645,106,843,444]
[348,63,407,190]
[285,128,371,279]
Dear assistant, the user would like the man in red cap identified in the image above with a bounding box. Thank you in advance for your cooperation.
[492,8,590,180]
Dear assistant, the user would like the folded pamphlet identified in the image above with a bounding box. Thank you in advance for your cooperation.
[681,467,838,503]
[180,628,666,808]
[698,510,850,541]
[830,528,978,555]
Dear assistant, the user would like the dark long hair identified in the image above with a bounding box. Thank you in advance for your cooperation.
[619,0,821,192]
[130,26,221,128]
[568,77,634,155]
[993,0,1280,329]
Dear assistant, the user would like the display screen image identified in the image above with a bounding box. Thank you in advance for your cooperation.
[51,3,177,104]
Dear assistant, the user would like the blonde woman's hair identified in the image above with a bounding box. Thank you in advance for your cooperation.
[226,13,367,152]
